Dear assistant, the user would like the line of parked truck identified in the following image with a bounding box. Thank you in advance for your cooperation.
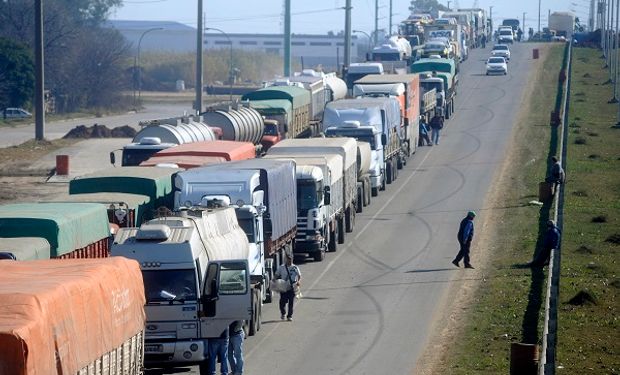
[0,15,473,372]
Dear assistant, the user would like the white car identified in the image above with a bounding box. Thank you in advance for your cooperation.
[3,108,32,119]
[486,57,508,75]
[491,44,511,60]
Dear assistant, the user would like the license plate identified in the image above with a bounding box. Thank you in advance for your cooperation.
[145,344,163,353]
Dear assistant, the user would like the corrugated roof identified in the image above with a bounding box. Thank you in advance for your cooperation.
[106,20,195,31]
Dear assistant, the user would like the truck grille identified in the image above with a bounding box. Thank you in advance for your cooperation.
[296,217,308,240]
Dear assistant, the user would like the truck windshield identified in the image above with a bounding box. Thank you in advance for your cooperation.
[237,217,256,243]
[263,123,279,136]
[142,269,198,303]
[373,52,401,61]
[325,130,376,149]
[122,148,160,166]
[422,81,444,93]
[297,180,321,211]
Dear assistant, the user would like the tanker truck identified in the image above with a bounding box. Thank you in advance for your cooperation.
[174,159,297,335]
[0,257,146,374]
[111,207,252,369]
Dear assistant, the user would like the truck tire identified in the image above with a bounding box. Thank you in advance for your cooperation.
[313,249,325,261]
[199,362,209,375]
[337,216,345,244]
[371,186,379,197]
[328,224,338,252]
[248,289,259,336]
[265,259,274,303]
[387,160,395,184]
[363,177,371,206]
[380,173,386,191]
[356,183,363,213]
[345,206,355,233]
[397,155,404,169]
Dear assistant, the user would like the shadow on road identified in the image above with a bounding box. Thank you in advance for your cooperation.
[145,367,192,374]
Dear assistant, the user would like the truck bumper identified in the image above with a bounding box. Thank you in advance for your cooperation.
[144,339,207,366]
[294,240,323,253]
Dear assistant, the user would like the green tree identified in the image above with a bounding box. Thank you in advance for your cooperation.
[0,37,35,109]
[409,0,449,12]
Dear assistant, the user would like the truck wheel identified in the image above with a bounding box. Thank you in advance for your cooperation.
[328,224,338,252]
[313,250,325,261]
[397,155,404,169]
[199,361,209,375]
[363,177,371,206]
[380,173,386,191]
[394,161,399,179]
[248,289,259,336]
[345,206,355,233]
[386,160,394,184]
[337,216,345,244]
[445,105,451,120]
[356,190,363,213]
[256,300,262,332]
[371,186,379,197]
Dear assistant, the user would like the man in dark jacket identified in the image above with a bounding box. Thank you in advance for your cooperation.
[452,211,476,269]
[530,220,561,267]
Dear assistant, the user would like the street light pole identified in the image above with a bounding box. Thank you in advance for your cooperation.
[353,30,372,57]
[447,1,451,11]
[523,12,527,40]
[136,27,164,105]
[206,27,233,102]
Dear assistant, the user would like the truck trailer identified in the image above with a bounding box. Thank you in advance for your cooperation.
[112,208,252,369]
[0,257,146,375]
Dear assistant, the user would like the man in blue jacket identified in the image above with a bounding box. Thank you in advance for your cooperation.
[529,220,561,267]
[452,211,476,269]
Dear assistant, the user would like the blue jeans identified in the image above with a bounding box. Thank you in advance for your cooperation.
[228,330,245,374]
[207,338,229,375]
[431,128,440,145]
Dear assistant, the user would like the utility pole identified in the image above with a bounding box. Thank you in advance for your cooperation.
[614,0,619,100]
[34,0,45,140]
[374,0,379,46]
[195,0,203,114]
[489,6,493,35]
[344,0,352,70]
[284,0,291,76]
[389,0,393,35]
[523,12,527,37]
[538,0,541,35]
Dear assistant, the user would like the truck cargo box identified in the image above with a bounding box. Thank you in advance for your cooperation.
[70,166,181,212]
[150,140,256,161]
[0,203,111,258]
[0,257,145,375]
[0,237,50,260]
[140,154,227,169]
[55,192,151,228]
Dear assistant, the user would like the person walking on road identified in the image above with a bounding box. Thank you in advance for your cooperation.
[481,34,487,48]
[419,118,432,146]
[529,220,561,267]
[275,254,301,321]
[207,326,229,375]
[228,320,245,375]
[429,114,444,145]
[452,211,476,269]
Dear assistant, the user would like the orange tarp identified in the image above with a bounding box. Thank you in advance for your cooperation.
[0,257,146,375]
[153,140,256,161]
[140,154,226,169]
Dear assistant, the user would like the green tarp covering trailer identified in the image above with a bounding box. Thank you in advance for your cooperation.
[0,237,50,260]
[410,57,457,76]
[54,192,151,228]
[0,203,111,258]
[69,166,181,213]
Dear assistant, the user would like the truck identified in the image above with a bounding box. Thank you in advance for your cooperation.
[400,15,427,47]
[322,98,402,196]
[549,12,575,39]
[112,208,252,370]
[458,8,487,47]
[344,62,384,93]
[323,72,348,101]
[262,153,343,261]
[442,12,474,48]
[423,23,466,61]
[70,166,181,216]
[242,85,316,139]
[112,115,218,166]
[0,203,111,258]
[266,138,359,253]
[174,159,297,334]
[411,58,458,118]
[139,140,256,169]
[273,69,328,122]
[353,73,423,157]
[0,237,50,260]
[370,35,413,74]
[356,141,373,212]
[201,104,264,147]
[0,257,146,374]
[55,192,151,228]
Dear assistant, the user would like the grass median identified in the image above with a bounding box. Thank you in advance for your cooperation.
[556,47,620,373]
[432,44,564,373]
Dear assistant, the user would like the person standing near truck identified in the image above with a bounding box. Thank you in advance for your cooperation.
[481,34,487,48]
[452,211,476,269]
[275,254,301,321]
[429,114,444,145]
[228,320,245,375]
[207,326,229,375]
[419,118,432,146]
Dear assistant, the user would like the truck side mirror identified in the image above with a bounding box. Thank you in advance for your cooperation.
[324,188,331,205]
[264,218,273,235]
[381,134,387,146]
[109,151,116,166]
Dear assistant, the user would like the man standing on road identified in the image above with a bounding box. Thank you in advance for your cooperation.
[275,254,301,321]
[529,220,561,267]
[429,114,444,145]
[481,34,487,48]
[228,320,245,375]
[452,211,476,269]
[207,326,229,375]
[419,118,432,146]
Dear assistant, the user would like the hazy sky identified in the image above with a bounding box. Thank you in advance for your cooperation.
[111,0,584,35]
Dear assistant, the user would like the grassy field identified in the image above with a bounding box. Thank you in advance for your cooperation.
[439,45,565,373]
[556,47,620,373]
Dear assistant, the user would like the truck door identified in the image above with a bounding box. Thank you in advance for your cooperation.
[201,260,252,322]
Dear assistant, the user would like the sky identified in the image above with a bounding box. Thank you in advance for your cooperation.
[110,0,586,35]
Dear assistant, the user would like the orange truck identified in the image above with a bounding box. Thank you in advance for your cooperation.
[140,140,256,169]
[352,73,422,157]
[0,257,146,375]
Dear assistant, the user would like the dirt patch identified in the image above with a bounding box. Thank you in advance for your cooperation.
[0,139,78,170]
[414,45,552,374]
[63,124,136,139]
[566,290,597,306]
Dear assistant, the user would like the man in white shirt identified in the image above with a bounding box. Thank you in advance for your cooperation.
[275,254,301,321]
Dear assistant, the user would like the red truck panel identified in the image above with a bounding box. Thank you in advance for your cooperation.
[153,140,256,161]
[57,236,110,259]
[140,155,227,169]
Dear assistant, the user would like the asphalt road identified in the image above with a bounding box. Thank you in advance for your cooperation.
[0,102,193,148]
[144,43,537,375]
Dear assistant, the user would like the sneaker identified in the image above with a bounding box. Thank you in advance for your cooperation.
[281,314,285,320]
[287,316,293,321]
[464,264,475,269]
[451,260,459,267]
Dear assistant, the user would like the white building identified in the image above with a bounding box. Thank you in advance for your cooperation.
[107,20,196,53]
